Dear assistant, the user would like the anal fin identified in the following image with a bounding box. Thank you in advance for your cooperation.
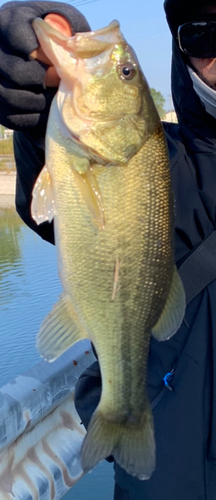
[152,265,186,341]
[36,292,87,361]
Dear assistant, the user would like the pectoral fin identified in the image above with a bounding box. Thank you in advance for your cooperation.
[152,266,186,341]
[72,164,105,229]
[36,293,87,361]
[31,165,56,225]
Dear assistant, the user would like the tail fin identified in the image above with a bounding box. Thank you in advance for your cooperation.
[81,406,155,480]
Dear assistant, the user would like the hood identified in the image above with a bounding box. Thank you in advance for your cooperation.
[164,0,216,36]
[163,0,216,264]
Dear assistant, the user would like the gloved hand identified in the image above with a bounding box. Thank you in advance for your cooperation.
[0,1,90,132]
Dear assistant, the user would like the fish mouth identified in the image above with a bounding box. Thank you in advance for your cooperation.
[68,20,122,59]
[33,18,123,60]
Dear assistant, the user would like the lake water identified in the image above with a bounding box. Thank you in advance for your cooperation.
[0,206,114,500]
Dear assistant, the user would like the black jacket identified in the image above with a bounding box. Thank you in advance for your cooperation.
[13,28,216,500]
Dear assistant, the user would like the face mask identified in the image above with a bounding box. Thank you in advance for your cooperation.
[187,65,216,119]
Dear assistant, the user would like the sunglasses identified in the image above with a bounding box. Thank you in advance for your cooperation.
[178,21,216,58]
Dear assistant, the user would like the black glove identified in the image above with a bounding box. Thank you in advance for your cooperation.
[0,1,90,132]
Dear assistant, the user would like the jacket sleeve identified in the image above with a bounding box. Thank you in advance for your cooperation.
[0,0,90,133]
[14,130,55,244]
[74,361,102,429]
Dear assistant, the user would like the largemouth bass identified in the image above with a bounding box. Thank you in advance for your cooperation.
[31,18,185,480]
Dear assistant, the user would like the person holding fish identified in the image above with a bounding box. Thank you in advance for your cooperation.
[0,0,216,498]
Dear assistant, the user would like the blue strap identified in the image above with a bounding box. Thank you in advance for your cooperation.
[150,370,175,410]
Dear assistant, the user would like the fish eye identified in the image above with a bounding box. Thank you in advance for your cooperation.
[118,63,136,81]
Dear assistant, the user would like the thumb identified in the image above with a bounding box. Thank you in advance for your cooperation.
[31,13,72,87]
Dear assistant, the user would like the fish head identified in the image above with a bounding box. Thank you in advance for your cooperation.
[33,18,160,164]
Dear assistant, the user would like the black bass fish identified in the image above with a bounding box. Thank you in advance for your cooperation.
[31,18,185,480]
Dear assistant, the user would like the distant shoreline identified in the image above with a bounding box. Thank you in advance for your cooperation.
[0,171,16,207]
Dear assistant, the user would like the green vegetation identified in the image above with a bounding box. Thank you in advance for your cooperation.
[150,88,166,119]
[0,135,15,170]
[0,160,8,171]
[0,125,5,138]
[0,137,14,155]
[0,159,15,170]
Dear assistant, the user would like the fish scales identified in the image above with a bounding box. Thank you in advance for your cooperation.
[31,18,185,480]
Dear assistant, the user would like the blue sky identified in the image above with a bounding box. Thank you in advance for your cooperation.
[0,0,172,109]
